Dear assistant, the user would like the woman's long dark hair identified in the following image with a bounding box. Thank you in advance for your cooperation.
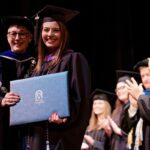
[34,21,69,73]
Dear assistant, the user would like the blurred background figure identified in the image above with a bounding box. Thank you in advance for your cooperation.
[109,70,140,150]
[121,58,150,150]
[81,89,115,150]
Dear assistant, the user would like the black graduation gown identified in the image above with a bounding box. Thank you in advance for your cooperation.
[136,95,150,150]
[83,129,110,150]
[0,50,35,150]
[31,49,91,150]
[110,104,128,150]
[120,94,150,150]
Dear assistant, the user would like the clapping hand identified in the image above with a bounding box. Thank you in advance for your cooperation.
[126,77,144,100]
[107,116,122,136]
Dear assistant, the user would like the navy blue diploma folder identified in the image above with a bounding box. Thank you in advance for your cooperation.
[10,71,69,126]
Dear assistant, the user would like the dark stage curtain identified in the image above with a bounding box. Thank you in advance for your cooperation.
[0,0,150,92]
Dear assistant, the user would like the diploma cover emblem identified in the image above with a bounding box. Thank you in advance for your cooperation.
[34,90,44,104]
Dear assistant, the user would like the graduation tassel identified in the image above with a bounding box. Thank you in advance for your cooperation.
[34,15,39,47]
[46,122,50,150]
[46,141,50,150]
[26,126,31,150]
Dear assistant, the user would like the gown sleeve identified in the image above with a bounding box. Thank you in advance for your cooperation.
[138,94,150,122]
[66,52,91,126]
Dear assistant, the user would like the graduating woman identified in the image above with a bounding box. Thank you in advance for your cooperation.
[26,5,91,150]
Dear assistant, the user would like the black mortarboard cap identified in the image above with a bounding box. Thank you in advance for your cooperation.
[90,89,116,103]
[32,5,80,45]
[1,16,34,34]
[32,5,80,23]
[116,70,141,83]
[133,58,150,71]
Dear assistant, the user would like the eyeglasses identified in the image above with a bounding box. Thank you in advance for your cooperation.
[7,31,29,39]
[115,85,126,92]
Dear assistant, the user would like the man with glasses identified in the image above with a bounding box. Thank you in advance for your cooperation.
[0,16,36,150]
[7,31,29,39]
